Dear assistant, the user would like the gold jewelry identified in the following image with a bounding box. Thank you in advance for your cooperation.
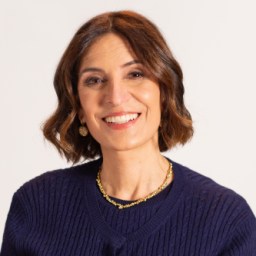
[79,125,88,136]
[96,162,173,209]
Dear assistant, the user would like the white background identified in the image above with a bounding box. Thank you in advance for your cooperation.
[1,0,256,244]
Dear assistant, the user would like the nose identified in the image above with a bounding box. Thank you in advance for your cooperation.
[104,79,130,106]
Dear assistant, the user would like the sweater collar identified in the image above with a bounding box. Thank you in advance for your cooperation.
[83,157,188,245]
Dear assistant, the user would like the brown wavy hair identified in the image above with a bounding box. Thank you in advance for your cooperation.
[42,10,193,163]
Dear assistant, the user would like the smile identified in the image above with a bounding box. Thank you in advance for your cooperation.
[104,113,140,124]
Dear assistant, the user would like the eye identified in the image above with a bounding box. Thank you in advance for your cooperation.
[83,76,106,87]
[128,71,145,79]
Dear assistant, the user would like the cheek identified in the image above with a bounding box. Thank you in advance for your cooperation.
[78,92,92,121]
[139,86,161,108]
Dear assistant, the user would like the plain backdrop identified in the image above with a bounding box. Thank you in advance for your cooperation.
[1,0,256,244]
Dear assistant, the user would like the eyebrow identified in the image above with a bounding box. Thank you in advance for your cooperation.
[79,60,142,77]
[121,60,141,67]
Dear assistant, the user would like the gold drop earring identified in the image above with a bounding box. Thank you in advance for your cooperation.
[79,123,88,137]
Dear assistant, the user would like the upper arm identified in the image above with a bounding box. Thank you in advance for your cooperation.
[219,201,256,256]
[1,191,27,255]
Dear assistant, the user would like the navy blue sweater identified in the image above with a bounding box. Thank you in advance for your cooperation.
[1,159,256,255]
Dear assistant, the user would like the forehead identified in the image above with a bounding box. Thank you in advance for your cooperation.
[81,33,137,65]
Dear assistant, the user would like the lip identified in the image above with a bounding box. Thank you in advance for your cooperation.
[102,112,141,130]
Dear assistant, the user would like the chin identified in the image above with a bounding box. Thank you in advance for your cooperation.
[101,137,158,154]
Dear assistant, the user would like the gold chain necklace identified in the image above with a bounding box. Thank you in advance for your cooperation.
[96,162,173,209]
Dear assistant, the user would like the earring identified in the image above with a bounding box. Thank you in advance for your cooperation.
[79,124,88,137]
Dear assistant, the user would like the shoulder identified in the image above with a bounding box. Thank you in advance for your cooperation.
[170,160,256,253]
[14,158,101,198]
[172,160,255,223]
[173,160,242,197]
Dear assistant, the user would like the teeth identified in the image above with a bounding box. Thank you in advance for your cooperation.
[105,114,139,124]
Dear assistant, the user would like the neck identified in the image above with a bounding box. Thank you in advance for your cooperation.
[100,147,172,201]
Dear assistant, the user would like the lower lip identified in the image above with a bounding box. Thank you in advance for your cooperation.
[104,116,140,130]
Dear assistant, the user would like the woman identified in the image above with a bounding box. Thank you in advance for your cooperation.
[1,10,256,255]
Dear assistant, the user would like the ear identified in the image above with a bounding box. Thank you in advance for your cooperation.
[78,109,86,124]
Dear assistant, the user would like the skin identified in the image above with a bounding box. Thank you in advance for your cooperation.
[78,33,173,200]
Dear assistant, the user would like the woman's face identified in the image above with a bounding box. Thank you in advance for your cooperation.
[77,33,161,153]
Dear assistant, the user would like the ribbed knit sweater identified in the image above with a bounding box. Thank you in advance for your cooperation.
[1,158,256,255]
